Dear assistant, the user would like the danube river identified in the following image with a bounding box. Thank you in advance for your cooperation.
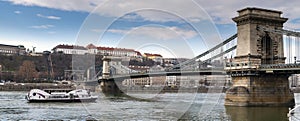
[1,91,299,120]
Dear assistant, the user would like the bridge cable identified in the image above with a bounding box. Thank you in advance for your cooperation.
[296,37,300,59]
[201,46,237,65]
[289,36,291,63]
[293,36,296,63]
[286,35,288,63]
[290,36,292,63]
[173,33,237,68]
[287,35,289,63]
[292,36,294,63]
[296,37,298,61]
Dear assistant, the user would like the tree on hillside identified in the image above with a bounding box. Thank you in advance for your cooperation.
[16,60,38,82]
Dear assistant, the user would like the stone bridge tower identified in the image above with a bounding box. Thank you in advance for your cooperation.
[225,7,294,106]
[233,7,287,65]
[99,56,123,95]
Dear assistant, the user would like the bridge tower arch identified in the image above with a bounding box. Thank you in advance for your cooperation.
[233,7,287,65]
[225,7,295,106]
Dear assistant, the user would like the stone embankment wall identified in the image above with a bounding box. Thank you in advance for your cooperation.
[0,83,74,91]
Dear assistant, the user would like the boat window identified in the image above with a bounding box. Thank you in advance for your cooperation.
[33,93,36,96]
[50,95,68,98]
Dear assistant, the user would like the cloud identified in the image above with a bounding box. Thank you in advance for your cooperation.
[37,14,61,20]
[14,10,21,14]
[92,0,212,23]
[7,0,102,12]
[194,0,300,26]
[30,24,54,29]
[5,0,213,23]
[6,0,300,28]
[107,26,197,40]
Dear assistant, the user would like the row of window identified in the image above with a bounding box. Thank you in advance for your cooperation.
[99,50,136,56]
[56,49,87,55]
[55,48,140,57]
[0,48,25,54]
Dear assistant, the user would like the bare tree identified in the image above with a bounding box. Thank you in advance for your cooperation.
[17,60,38,82]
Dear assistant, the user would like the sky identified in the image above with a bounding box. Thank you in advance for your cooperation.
[1,0,300,58]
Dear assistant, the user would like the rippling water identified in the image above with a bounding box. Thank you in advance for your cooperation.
[0,91,298,120]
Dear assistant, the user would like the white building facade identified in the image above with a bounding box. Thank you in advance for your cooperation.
[52,45,88,55]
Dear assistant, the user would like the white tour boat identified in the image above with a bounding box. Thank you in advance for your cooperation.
[25,89,98,102]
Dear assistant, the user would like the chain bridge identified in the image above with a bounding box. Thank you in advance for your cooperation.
[91,7,300,107]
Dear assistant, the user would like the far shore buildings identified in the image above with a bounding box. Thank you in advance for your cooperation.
[0,44,26,55]
[86,44,142,58]
[51,44,196,68]
[143,53,163,64]
[52,44,88,55]
[52,44,143,58]
[122,75,231,88]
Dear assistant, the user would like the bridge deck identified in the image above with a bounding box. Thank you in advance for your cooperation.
[105,63,300,81]
[106,69,226,80]
[225,63,300,75]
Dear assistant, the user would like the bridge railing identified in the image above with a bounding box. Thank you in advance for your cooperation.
[110,64,226,76]
[224,62,300,71]
[224,62,259,71]
[260,63,300,69]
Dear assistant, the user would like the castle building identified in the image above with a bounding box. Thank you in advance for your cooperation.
[52,44,88,55]
[86,44,142,58]
[0,44,26,55]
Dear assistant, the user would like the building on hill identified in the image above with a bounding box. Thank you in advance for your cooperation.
[97,46,137,57]
[163,58,189,67]
[0,44,26,55]
[28,52,44,56]
[133,51,143,61]
[135,51,142,58]
[143,53,163,64]
[86,44,98,54]
[52,44,88,55]
[86,44,142,58]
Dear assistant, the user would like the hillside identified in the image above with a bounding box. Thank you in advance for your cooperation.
[0,54,103,82]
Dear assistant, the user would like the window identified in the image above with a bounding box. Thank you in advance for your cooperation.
[261,33,273,64]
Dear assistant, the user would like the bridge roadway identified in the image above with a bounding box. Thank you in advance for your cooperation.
[259,63,300,74]
[110,63,300,80]
[78,64,300,84]
[101,68,226,81]
[226,63,300,76]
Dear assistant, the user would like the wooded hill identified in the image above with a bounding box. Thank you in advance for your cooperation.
[0,54,103,82]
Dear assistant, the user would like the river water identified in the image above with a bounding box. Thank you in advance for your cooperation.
[1,91,300,120]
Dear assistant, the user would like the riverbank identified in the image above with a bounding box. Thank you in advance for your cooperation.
[3,83,299,94]
[0,83,75,91]
[0,83,227,93]
[120,86,228,93]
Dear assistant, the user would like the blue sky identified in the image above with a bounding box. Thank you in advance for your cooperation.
[1,0,300,58]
